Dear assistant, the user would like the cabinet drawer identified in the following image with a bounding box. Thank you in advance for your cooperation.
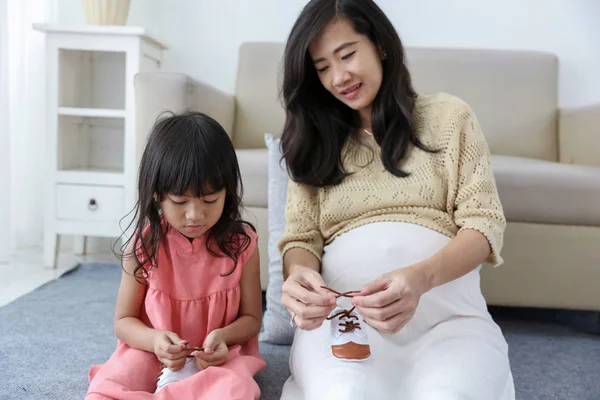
[56,184,124,222]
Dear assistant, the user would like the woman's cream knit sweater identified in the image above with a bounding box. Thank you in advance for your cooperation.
[278,93,506,267]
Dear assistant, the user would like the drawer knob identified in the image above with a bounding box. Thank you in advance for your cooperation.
[88,198,98,211]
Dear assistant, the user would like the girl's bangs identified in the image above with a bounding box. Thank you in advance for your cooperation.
[155,143,226,198]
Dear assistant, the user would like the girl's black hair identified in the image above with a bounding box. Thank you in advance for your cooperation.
[116,111,254,279]
[281,0,435,186]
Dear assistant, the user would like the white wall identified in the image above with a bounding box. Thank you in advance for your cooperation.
[62,0,600,108]
[57,0,159,30]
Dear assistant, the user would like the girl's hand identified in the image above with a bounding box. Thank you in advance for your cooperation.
[153,331,189,371]
[281,266,337,331]
[351,266,430,334]
[193,329,229,370]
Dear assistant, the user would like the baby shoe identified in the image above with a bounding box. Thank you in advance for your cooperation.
[155,357,199,393]
[328,306,371,361]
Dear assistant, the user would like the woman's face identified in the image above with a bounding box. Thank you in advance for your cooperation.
[309,18,384,123]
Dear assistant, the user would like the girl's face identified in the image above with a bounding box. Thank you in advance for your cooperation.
[159,188,226,240]
[309,18,384,126]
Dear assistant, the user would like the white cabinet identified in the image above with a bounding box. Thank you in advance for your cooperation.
[33,24,167,267]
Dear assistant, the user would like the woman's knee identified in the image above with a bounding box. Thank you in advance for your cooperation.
[410,386,488,400]
[303,369,382,400]
[306,382,371,400]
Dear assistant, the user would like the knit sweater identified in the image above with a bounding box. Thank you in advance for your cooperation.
[277,93,506,267]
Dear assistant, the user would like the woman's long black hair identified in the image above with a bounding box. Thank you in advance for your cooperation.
[116,111,254,279]
[281,0,434,186]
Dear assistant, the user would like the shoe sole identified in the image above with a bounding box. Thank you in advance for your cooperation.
[331,342,371,361]
[333,354,371,362]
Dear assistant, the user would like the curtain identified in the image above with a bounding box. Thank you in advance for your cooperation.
[6,0,55,252]
[0,0,10,262]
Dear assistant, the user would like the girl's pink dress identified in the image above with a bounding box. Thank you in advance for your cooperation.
[86,225,266,399]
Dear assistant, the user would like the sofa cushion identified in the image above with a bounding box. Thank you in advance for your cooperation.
[492,155,600,226]
[407,47,558,162]
[236,148,268,208]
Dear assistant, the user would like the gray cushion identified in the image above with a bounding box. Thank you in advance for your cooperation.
[258,134,296,344]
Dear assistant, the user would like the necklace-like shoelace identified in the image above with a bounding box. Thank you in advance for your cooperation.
[321,286,362,333]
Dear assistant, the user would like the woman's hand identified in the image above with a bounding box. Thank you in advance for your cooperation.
[281,265,337,331]
[153,331,190,371]
[351,265,430,334]
[193,329,229,370]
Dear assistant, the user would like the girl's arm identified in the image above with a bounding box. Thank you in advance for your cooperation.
[215,246,263,346]
[113,238,160,352]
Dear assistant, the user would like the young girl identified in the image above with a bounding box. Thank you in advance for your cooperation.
[86,112,266,399]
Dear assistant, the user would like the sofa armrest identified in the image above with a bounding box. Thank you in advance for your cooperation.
[134,72,236,147]
[559,103,600,167]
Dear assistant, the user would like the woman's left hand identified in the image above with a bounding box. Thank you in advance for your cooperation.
[351,265,430,334]
[193,329,229,370]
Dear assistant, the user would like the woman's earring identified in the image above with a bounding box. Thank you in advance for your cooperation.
[382,51,388,59]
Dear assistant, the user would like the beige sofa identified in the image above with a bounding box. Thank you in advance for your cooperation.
[135,42,600,312]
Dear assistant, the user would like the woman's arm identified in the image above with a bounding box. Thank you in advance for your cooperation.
[414,228,491,292]
[278,180,324,277]
[278,180,336,330]
[283,247,320,279]
[446,103,506,266]
[416,103,506,286]
[353,101,506,333]
[352,229,490,333]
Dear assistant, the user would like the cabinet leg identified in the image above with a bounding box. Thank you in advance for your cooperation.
[43,232,59,269]
[74,235,87,256]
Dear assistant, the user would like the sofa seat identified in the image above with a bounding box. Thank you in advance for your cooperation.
[493,155,600,226]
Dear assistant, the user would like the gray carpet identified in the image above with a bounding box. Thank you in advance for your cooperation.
[0,263,598,400]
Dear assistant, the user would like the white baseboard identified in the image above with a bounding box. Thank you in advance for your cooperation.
[14,232,120,256]
[58,235,120,255]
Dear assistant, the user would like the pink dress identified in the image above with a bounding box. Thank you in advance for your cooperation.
[86,225,266,399]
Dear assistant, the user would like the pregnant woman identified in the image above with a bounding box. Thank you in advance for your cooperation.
[277,1,515,399]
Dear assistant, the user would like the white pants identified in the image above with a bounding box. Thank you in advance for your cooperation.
[280,222,515,400]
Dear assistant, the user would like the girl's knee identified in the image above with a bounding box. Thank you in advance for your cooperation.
[85,393,113,400]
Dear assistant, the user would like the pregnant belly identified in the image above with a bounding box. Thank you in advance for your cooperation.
[321,222,453,291]
[320,222,493,336]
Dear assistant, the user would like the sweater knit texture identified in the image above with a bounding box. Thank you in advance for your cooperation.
[277,93,507,267]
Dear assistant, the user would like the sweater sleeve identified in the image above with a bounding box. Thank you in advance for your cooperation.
[277,179,324,262]
[444,102,507,266]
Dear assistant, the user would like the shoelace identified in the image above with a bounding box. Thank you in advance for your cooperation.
[321,286,362,333]
[327,306,362,333]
